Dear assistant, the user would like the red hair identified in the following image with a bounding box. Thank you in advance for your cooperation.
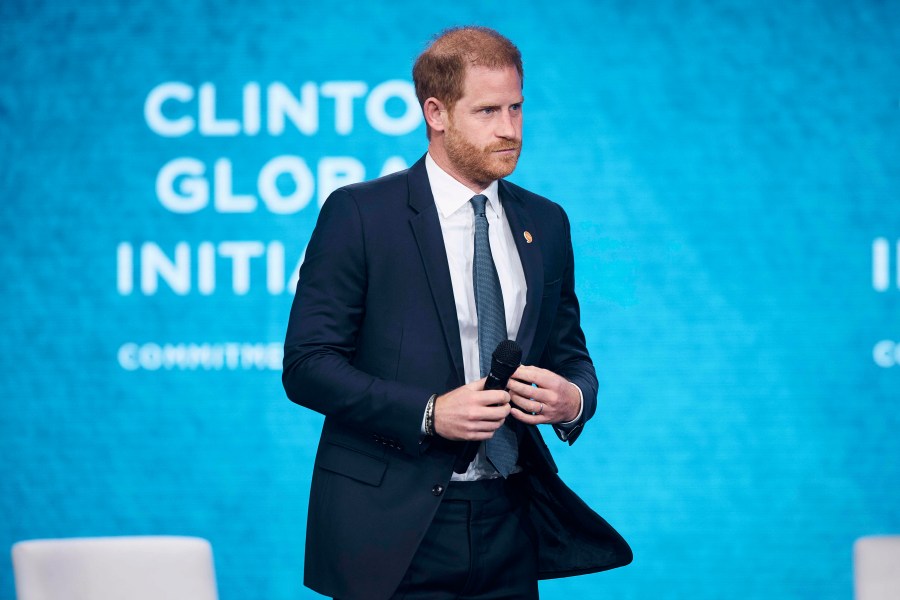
[413,26,523,122]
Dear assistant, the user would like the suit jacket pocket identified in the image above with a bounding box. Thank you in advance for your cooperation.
[542,277,562,298]
[316,441,387,487]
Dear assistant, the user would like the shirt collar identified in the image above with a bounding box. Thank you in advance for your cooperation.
[426,153,501,219]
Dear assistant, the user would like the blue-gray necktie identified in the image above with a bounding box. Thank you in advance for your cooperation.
[471,194,518,477]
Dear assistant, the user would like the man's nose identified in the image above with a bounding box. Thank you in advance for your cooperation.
[495,110,518,138]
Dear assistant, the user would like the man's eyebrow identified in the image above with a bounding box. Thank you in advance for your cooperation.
[472,98,525,109]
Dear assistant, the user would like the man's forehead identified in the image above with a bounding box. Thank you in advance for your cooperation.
[463,63,521,81]
[459,64,523,99]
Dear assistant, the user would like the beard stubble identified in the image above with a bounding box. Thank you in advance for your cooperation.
[444,124,522,188]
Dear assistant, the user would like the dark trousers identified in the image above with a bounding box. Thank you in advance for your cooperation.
[390,476,539,600]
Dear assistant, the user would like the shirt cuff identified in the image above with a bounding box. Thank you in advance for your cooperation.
[554,382,584,440]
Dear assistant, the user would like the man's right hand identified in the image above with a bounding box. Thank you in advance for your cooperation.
[433,379,511,441]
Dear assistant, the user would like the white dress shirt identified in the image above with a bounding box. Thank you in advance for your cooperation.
[426,154,527,480]
[424,154,582,480]
[426,155,529,383]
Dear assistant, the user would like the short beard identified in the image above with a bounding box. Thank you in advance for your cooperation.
[444,124,521,188]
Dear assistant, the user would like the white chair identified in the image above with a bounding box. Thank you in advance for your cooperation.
[12,536,219,600]
[855,535,900,600]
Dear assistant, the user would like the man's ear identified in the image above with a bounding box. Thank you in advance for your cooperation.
[423,97,448,133]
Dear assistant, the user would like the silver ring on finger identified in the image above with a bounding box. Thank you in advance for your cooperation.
[537,402,544,415]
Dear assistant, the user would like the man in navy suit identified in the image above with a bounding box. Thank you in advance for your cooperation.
[283,26,630,599]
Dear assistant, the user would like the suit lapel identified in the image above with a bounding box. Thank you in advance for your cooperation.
[407,157,466,385]
[500,180,544,364]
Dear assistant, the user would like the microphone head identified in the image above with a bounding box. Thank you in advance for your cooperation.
[492,339,522,370]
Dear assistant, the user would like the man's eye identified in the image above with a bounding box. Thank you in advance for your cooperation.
[510,104,522,112]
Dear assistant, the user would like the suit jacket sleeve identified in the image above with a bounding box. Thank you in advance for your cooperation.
[541,204,598,444]
[282,189,431,455]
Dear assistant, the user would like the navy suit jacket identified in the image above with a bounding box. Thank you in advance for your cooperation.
[283,156,631,599]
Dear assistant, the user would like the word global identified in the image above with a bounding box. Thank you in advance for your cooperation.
[117,241,303,296]
[156,155,407,214]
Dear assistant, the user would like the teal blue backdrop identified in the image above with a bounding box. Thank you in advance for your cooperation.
[2,1,898,598]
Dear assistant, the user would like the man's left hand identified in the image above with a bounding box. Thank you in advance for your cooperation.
[507,365,580,425]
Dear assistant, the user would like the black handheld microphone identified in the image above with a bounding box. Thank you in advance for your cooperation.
[453,340,522,474]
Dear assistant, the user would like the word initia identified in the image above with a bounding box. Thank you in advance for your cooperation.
[872,238,900,291]
[117,241,303,296]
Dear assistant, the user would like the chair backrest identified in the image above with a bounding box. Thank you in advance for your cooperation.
[855,535,900,600]
[12,536,219,600]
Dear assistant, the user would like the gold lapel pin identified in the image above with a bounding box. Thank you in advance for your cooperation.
[524,231,533,244]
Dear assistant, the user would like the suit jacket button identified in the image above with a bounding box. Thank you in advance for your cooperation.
[432,484,444,496]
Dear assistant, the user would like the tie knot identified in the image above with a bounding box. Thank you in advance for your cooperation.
[470,194,488,217]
